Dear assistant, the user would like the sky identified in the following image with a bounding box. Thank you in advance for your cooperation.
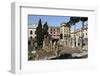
[28,15,88,30]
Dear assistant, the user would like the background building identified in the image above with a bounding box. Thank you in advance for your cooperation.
[48,26,60,39]
[70,24,88,48]
[59,23,70,46]
[28,23,37,39]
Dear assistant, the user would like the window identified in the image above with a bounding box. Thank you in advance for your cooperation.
[30,36,32,39]
[50,29,52,31]
[28,40,31,45]
[60,34,63,39]
[30,30,33,34]
[78,43,80,46]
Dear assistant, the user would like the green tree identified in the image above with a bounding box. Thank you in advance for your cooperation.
[68,17,80,35]
[80,17,88,28]
[35,19,44,49]
[43,21,49,38]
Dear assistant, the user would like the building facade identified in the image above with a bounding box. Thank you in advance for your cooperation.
[59,23,70,46]
[60,23,70,40]
[48,26,60,39]
[28,23,37,39]
[70,25,88,48]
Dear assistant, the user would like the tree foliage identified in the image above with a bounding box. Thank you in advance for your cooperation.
[80,17,88,28]
[80,17,88,22]
[35,19,49,49]
[69,17,80,25]
[35,19,44,49]
[43,21,49,37]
